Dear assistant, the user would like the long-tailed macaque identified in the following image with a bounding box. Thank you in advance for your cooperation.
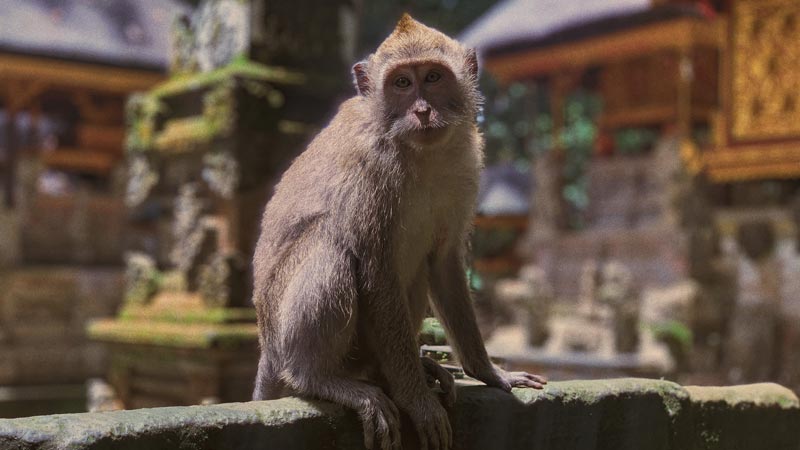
[252,14,546,450]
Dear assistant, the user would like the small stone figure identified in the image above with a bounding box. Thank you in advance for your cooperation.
[599,261,641,353]
[723,223,781,384]
[578,260,601,318]
[494,265,553,347]
[86,378,123,412]
[198,252,247,308]
[124,252,159,306]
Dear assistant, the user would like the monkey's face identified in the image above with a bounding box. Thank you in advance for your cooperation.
[383,62,463,148]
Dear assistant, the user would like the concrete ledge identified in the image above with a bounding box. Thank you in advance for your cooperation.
[0,378,798,450]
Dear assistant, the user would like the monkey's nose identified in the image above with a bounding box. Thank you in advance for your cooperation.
[415,107,431,124]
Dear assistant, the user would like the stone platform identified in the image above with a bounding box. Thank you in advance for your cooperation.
[0,378,797,450]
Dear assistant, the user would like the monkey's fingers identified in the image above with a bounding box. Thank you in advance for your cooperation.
[411,403,452,450]
[361,392,402,450]
[361,409,398,450]
[506,371,547,389]
[524,372,548,384]
[420,357,457,407]
[377,396,402,450]
[482,374,513,392]
[415,421,442,450]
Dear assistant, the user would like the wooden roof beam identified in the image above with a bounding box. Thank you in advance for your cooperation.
[485,17,724,83]
[0,53,164,94]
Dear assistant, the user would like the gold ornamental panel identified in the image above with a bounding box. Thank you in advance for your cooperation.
[730,0,800,142]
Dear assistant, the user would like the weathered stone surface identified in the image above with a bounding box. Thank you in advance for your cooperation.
[0,379,797,450]
[0,267,123,386]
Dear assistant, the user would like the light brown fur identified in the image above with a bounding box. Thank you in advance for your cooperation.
[252,15,545,450]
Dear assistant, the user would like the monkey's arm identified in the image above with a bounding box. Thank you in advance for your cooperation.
[429,247,546,391]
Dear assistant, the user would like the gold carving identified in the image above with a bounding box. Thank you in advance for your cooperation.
[730,0,800,142]
[704,144,800,182]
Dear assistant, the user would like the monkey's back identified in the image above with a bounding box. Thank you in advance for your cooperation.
[252,97,402,328]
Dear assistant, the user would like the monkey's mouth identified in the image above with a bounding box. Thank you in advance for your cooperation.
[418,124,445,132]
[407,125,449,145]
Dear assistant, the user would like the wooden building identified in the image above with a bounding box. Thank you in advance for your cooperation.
[0,0,188,417]
[464,0,800,389]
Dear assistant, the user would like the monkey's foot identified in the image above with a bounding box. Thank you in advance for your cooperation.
[400,393,452,450]
[358,387,402,450]
[420,356,456,407]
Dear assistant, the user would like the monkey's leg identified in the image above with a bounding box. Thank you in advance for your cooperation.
[359,270,452,450]
[278,245,402,450]
[407,266,457,408]
[430,248,547,391]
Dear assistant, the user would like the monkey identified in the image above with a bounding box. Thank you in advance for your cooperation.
[251,14,546,450]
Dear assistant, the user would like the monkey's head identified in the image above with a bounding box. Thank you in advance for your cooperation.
[353,14,482,149]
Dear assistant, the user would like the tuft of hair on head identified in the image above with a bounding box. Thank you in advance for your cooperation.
[394,13,417,34]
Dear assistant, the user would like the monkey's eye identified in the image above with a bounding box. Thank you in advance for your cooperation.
[394,77,412,88]
[425,71,441,83]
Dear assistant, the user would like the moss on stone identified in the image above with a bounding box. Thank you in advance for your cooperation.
[118,305,255,324]
[419,317,447,345]
[515,378,685,407]
[2,380,799,450]
[685,383,799,409]
[151,57,306,99]
[154,116,219,152]
[86,319,258,349]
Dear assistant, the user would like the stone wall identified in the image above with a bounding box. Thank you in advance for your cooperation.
[0,378,797,450]
[0,267,124,417]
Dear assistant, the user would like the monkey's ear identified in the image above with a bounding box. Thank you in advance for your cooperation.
[466,49,479,80]
[352,61,371,96]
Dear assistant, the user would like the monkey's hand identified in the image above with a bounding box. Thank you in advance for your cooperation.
[401,393,452,450]
[420,356,456,408]
[359,386,402,450]
[471,365,547,391]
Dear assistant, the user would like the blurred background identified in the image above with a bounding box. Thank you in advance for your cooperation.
[0,0,798,418]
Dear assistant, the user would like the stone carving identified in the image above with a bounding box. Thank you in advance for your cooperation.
[86,378,123,413]
[170,15,197,74]
[125,94,163,153]
[203,80,236,138]
[124,252,159,306]
[170,184,204,267]
[125,156,158,207]
[494,265,553,347]
[199,252,247,308]
[170,184,219,290]
[722,230,781,384]
[195,0,250,72]
[578,260,601,317]
[202,151,239,199]
[598,261,640,353]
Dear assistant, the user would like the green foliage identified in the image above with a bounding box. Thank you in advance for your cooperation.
[479,75,543,166]
[647,320,693,369]
[614,127,659,155]
[125,94,165,153]
[559,90,601,229]
[478,76,601,230]
[419,317,448,345]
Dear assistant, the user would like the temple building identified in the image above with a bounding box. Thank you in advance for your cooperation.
[0,0,188,417]
[464,0,800,391]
